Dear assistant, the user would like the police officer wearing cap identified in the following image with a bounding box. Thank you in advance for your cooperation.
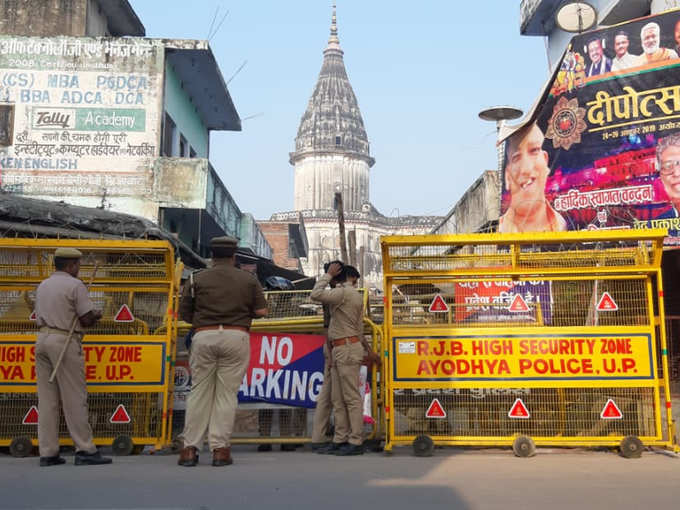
[34,248,111,466]
[311,262,379,455]
[310,260,341,450]
[178,236,267,467]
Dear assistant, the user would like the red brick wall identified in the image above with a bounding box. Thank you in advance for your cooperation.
[257,222,302,272]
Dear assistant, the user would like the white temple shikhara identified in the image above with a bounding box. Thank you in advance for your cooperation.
[270,5,441,289]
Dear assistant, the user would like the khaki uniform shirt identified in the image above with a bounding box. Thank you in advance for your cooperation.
[179,261,267,329]
[310,274,363,340]
[35,271,94,333]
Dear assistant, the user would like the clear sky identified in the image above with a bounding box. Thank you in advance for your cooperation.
[129,0,551,220]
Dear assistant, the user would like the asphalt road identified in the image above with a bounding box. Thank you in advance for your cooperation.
[1,446,679,510]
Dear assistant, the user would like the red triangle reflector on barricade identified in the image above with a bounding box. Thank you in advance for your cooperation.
[507,294,530,313]
[596,292,618,312]
[600,399,623,419]
[428,294,449,313]
[425,398,447,419]
[29,311,37,321]
[508,398,530,419]
[113,304,135,323]
[110,404,131,424]
[22,405,39,425]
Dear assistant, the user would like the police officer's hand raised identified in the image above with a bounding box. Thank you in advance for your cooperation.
[326,262,343,278]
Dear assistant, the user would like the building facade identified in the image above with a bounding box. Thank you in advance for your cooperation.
[430,171,501,236]
[267,7,441,289]
[0,0,271,259]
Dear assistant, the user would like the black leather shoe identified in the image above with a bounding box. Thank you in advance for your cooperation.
[40,456,66,467]
[335,443,364,456]
[316,442,346,454]
[257,444,272,452]
[310,441,330,451]
[74,450,113,465]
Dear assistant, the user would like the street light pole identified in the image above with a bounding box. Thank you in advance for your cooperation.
[478,106,524,172]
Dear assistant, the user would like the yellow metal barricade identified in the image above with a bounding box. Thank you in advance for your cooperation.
[169,289,383,448]
[381,230,677,456]
[0,239,179,456]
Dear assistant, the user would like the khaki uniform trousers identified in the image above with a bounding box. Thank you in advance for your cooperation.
[311,342,332,443]
[330,341,364,446]
[182,328,250,451]
[35,331,96,457]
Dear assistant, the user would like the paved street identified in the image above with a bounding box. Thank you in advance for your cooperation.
[1,446,679,510]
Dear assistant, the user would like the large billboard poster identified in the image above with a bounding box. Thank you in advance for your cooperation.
[500,10,680,245]
[0,37,163,216]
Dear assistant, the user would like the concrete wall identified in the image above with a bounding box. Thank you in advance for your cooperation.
[163,61,209,158]
[154,157,208,209]
[85,0,110,37]
[293,153,370,212]
[432,171,500,235]
[0,0,88,37]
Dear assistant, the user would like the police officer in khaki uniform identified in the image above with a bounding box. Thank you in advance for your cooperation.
[310,261,341,450]
[311,262,379,455]
[34,248,111,466]
[178,236,267,467]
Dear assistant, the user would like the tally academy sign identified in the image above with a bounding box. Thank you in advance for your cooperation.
[0,37,162,201]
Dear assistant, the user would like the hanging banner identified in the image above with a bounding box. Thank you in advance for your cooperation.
[455,281,552,324]
[237,333,325,408]
[500,10,680,245]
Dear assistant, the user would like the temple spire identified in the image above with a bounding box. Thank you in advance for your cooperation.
[325,3,342,54]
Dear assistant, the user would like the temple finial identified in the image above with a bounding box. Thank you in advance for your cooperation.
[328,3,339,46]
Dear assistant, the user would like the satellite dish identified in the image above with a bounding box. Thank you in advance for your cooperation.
[556,1,597,33]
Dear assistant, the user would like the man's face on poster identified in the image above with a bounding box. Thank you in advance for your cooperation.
[642,27,660,54]
[614,35,629,58]
[660,143,680,203]
[675,20,680,46]
[505,124,550,212]
[588,40,603,63]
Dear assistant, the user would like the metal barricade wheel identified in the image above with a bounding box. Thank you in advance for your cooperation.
[619,436,643,459]
[412,435,434,457]
[9,436,34,458]
[112,435,134,456]
[512,435,536,458]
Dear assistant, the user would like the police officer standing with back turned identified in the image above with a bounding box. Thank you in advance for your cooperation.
[311,262,380,456]
[178,236,267,467]
[34,248,112,466]
[310,260,341,451]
